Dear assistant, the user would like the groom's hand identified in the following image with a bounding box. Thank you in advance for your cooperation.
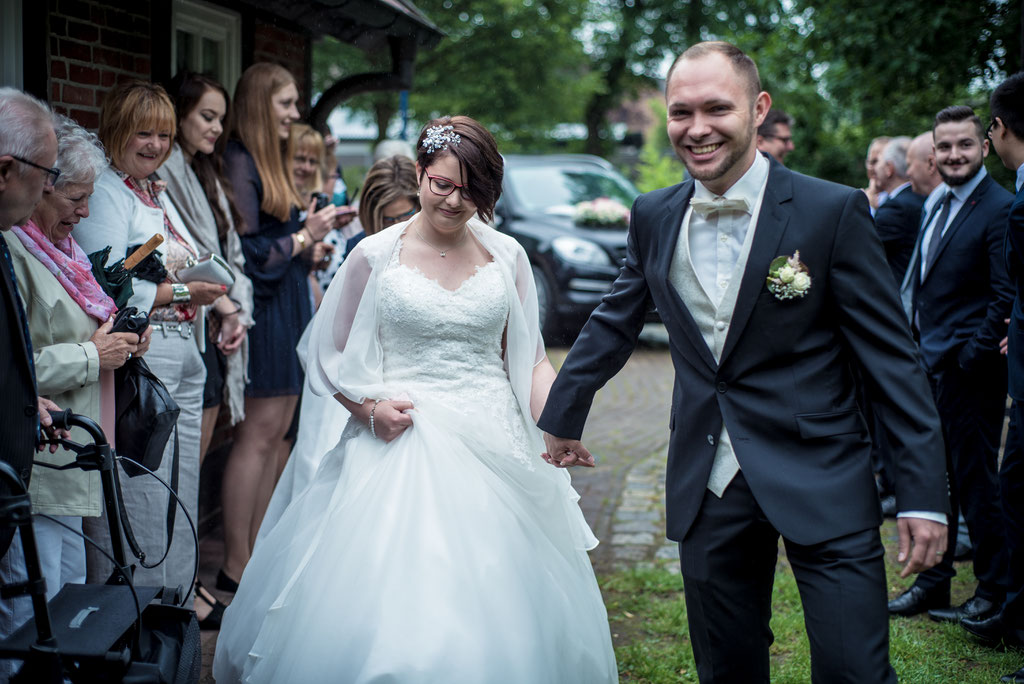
[896,517,948,578]
[541,433,595,468]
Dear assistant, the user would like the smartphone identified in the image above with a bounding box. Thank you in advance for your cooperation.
[311,192,331,212]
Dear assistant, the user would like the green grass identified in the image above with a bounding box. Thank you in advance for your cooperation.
[600,520,1022,682]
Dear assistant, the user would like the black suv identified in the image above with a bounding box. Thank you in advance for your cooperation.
[494,154,644,343]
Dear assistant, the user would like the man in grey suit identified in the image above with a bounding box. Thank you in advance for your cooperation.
[538,42,948,683]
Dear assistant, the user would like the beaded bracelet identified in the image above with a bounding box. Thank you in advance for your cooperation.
[369,399,380,439]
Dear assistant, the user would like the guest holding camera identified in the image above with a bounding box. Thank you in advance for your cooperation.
[3,114,151,647]
[73,81,226,606]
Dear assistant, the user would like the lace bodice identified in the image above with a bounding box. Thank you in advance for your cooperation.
[375,252,534,468]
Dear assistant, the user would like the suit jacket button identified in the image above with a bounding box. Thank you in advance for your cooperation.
[707,434,715,445]
[24,405,36,417]
[20,468,30,481]
[717,382,727,393]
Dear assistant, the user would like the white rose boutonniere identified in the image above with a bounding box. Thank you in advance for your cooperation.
[767,251,811,300]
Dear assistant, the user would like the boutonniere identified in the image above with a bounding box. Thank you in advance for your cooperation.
[766,250,811,300]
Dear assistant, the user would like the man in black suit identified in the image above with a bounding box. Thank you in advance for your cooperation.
[0,88,64,557]
[959,73,1024,684]
[889,105,1014,623]
[873,136,926,285]
[539,42,947,683]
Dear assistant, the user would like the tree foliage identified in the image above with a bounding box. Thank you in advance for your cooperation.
[313,0,1023,187]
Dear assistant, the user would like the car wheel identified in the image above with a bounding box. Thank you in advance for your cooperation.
[532,264,561,344]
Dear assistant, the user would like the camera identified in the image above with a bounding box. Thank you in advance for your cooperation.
[110,306,150,335]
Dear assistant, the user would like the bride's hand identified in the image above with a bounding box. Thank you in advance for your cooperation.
[368,399,414,443]
[541,432,595,468]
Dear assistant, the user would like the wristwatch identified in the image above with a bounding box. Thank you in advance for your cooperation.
[295,229,308,250]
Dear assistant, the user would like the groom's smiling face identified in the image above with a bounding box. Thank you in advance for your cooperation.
[666,52,770,195]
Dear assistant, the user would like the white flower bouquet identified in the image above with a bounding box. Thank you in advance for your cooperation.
[573,197,631,227]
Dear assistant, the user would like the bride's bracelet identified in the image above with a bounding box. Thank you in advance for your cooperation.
[369,399,381,439]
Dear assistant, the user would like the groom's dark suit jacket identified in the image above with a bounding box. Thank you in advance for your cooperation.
[1004,184,1024,400]
[538,160,949,546]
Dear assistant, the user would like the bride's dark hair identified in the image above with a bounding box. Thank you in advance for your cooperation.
[415,115,503,222]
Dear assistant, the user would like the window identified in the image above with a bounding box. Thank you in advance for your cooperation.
[1,0,23,89]
[171,0,241,91]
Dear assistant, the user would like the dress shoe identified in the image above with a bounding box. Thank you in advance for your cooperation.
[1002,666,1024,683]
[216,568,240,593]
[888,586,949,617]
[962,612,1024,648]
[194,580,226,631]
[928,595,997,624]
[879,495,897,518]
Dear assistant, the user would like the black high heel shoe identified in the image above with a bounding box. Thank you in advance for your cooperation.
[216,568,240,593]
[195,581,227,631]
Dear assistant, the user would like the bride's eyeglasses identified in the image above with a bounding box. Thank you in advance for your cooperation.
[426,175,466,197]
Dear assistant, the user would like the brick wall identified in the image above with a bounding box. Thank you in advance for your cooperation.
[252,18,310,113]
[47,0,154,130]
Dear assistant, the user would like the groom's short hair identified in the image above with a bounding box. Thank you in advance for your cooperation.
[991,72,1024,141]
[666,41,761,102]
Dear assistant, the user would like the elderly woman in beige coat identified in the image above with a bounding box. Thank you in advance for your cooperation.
[0,114,149,654]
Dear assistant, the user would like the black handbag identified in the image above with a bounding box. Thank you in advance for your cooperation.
[111,307,180,477]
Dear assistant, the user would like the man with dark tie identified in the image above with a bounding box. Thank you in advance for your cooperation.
[539,41,947,683]
[889,105,1014,624]
[959,72,1024,684]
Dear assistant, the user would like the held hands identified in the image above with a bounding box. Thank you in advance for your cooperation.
[364,399,414,443]
[91,318,140,370]
[218,313,247,355]
[897,517,948,578]
[541,432,595,468]
[304,199,338,242]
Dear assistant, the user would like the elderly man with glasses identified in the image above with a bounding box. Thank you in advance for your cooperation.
[0,87,68,563]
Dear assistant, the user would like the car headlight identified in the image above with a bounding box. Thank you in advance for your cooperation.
[551,236,612,267]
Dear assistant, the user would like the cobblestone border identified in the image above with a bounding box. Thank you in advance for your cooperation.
[609,448,679,571]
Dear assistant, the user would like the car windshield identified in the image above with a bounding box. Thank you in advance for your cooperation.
[506,164,639,216]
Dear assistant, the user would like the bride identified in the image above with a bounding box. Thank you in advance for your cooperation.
[212,116,618,683]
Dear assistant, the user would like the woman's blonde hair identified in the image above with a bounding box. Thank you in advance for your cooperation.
[228,63,303,221]
[288,122,324,199]
[98,80,176,174]
[359,155,419,236]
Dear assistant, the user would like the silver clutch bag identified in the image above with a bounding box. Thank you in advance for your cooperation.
[177,253,235,287]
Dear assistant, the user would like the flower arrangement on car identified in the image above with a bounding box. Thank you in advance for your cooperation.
[573,197,631,227]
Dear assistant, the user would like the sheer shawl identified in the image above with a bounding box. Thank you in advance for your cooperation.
[307,216,545,442]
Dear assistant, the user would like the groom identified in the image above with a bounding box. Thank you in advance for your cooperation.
[539,42,949,682]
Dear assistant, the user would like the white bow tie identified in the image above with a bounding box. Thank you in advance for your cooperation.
[689,196,750,217]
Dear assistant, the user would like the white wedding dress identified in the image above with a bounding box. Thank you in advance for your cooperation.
[213,222,617,683]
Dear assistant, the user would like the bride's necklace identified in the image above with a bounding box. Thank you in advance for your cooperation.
[415,226,468,257]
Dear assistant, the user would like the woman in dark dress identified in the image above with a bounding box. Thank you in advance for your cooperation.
[219,62,337,591]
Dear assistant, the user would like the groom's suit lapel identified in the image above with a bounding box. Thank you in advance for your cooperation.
[719,163,791,366]
[656,181,719,371]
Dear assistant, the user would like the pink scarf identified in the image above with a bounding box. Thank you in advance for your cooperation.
[11,219,117,321]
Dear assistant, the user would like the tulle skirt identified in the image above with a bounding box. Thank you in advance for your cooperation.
[213,400,617,683]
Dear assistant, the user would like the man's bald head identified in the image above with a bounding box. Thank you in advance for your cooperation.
[905,131,941,196]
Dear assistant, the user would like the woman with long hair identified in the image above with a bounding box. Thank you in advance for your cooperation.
[160,71,254,459]
[218,63,336,592]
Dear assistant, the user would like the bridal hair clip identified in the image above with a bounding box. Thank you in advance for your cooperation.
[422,125,461,153]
